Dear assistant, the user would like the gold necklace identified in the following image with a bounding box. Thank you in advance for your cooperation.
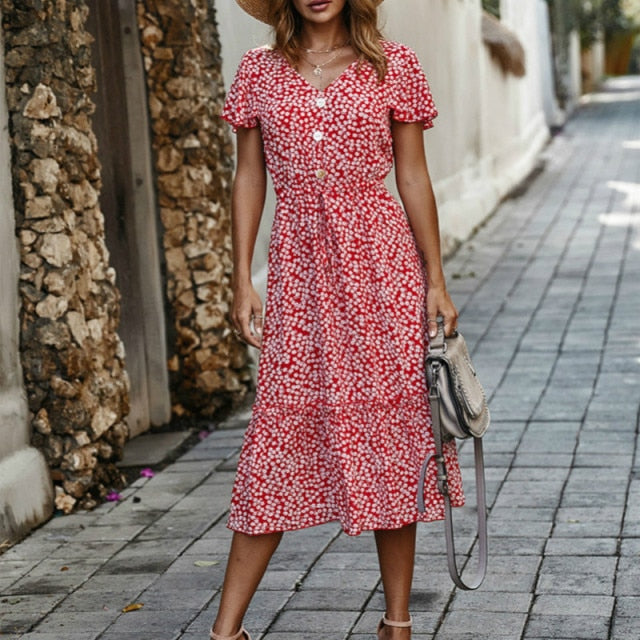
[302,49,343,77]
[303,41,349,55]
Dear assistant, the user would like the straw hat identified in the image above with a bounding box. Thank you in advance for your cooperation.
[237,0,384,25]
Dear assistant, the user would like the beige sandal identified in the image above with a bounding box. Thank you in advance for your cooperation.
[210,627,251,640]
[377,614,412,636]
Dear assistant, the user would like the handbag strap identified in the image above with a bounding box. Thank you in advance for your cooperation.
[429,317,447,354]
[418,373,488,590]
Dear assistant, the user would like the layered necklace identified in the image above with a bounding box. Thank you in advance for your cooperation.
[301,41,350,78]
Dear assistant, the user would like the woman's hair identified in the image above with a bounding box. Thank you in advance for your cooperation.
[269,0,387,81]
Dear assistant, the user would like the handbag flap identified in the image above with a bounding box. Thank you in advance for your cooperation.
[451,358,486,418]
[440,333,488,421]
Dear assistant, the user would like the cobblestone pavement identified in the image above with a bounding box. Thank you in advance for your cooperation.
[1,77,639,640]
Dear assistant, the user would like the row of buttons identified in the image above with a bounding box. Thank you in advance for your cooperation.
[315,96,327,179]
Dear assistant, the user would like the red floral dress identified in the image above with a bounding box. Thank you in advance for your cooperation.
[222,41,464,536]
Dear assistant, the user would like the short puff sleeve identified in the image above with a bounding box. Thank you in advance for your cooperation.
[222,50,260,132]
[389,46,438,130]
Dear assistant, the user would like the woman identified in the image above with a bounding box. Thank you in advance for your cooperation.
[212,1,464,638]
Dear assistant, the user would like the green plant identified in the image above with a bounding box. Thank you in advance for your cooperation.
[602,0,636,36]
[575,0,639,48]
[578,0,602,47]
[482,0,500,19]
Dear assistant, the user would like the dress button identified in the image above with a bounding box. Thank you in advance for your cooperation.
[312,130,324,142]
[316,97,327,108]
[315,169,327,180]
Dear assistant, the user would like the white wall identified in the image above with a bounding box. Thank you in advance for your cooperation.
[536,0,565,128]
[383,0,491,251]
[216,0,552,274]
[216,0,273,290]
[0,19,53,541]
[569,29,583,100]
[481,0,551,193]
[383,0,551,250]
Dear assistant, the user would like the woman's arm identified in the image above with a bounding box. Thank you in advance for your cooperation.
[392,121,458,337]
[231,126,267,348]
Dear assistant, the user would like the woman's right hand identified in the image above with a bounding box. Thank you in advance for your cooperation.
[231,281,264,348]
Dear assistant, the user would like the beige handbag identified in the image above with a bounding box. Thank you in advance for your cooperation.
[418,320,490,590]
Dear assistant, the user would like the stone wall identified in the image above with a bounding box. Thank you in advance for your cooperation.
[136,0,251,417]
[1,0,129,511]
[0,11,53,542]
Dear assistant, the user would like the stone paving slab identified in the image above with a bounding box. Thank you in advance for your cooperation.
[1,78,640,640]
[118,431,192,467]
[524,614,611,639]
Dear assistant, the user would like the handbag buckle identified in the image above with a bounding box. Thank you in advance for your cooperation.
[435,455,449,496]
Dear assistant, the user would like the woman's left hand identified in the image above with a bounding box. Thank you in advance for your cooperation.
[426,285,458,338]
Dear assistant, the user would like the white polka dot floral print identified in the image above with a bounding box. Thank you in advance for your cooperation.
[222,41,464,536]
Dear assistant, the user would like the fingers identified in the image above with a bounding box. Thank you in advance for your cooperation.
[443,314,458,338]
[251,306,264,339]
[231,285,264,348]
[426,315,440,338]
[426,297,458,338]
[232,308,263,349]
[427,315,458,338]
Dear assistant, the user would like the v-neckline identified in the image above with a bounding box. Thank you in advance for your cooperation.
[282,54,360,94]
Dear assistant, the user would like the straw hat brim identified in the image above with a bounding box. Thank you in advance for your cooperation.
[237,0,384,25]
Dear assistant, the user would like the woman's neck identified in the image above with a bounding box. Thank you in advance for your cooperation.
[299,21,349,52]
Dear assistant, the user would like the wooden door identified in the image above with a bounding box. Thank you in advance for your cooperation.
[86,1,171,436]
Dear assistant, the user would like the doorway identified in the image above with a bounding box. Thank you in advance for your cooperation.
[86,0,171,437]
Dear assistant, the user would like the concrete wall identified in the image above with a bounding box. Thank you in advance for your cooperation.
[0,23,53,542]
[481,0,551,191]
[216,0,552,280]
[569,29,583,101]
[536,0,565,128]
